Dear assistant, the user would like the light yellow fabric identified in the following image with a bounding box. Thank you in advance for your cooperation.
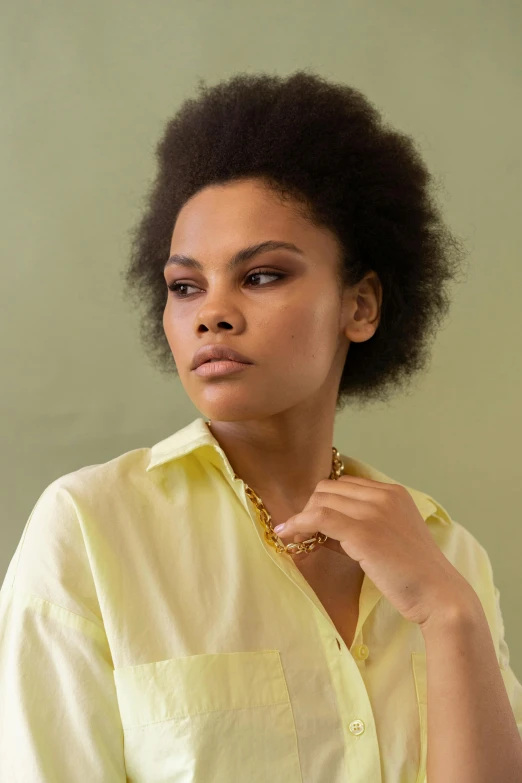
[1,416,521,782]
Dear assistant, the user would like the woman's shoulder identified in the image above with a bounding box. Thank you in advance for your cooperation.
[341,452,497,607]
[1,443,155,620]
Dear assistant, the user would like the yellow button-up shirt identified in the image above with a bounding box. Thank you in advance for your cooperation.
[1,416,521,782]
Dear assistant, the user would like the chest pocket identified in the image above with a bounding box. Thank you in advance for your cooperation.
[113,649,303,783]
[412,652,428,783]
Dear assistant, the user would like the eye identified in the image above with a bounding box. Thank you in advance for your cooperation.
[245,269,285,287]
[166,269,286,298]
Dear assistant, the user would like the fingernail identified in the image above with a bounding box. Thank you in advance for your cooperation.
[274,523,286,534]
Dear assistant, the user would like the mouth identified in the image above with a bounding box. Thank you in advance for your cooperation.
[193,359,253,377]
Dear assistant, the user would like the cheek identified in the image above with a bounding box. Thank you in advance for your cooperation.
[162,306,184,352]
[296,296,339,344]
[162,307,173,344]
[269,302,337,372]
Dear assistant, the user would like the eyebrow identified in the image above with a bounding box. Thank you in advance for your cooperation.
[164,240,305,272]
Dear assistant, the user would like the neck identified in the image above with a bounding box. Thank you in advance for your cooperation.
[207,409,340,518]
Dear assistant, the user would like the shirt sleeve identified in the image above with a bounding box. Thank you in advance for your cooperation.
[476,538,522,738]
[494,582,522,739]
[0,482,127,782]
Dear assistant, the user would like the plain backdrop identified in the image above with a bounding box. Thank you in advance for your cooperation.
[1,1,521,673]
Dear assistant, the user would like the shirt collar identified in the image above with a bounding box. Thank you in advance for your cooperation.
[146,417,452,526]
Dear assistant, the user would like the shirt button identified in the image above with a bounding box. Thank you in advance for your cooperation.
[355,644,369,660]
[349,719,365,735]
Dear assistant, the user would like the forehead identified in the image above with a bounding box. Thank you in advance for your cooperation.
[169,178,340,263]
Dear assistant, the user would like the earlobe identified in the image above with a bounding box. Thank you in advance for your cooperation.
[344,319,379,343]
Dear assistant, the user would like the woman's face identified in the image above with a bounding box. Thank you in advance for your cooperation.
[163,177,379,422]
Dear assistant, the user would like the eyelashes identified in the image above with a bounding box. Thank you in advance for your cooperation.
[167,269,286,298]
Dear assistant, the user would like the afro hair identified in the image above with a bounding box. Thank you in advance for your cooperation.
[121,68,469,412]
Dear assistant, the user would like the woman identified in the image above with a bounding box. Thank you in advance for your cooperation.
[1,70,521,782]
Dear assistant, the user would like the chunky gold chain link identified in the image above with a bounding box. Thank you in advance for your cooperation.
[207,421,344,555]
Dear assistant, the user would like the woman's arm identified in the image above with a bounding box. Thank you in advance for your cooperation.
[421,594,522,783]
[0,585,127,782]
[0,484,127,782]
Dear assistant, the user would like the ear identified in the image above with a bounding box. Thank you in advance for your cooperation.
[343,270,382,343]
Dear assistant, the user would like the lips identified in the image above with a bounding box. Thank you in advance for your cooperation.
[193,359,253,378]
[191,344,254,370]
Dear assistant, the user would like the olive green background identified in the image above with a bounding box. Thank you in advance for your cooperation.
[1,2,521,673]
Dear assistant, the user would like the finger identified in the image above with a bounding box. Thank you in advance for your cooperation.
[275,506,358,543]
[337,475,393,489]
[305,492,371,523]
[316,476,394,504]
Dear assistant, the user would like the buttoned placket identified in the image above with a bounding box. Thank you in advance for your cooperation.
[225,464,385,783]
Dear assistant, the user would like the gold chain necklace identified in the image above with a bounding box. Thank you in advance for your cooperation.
[206,421,345,555]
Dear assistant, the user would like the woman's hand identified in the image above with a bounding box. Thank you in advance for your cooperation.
[273,475,477,628]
